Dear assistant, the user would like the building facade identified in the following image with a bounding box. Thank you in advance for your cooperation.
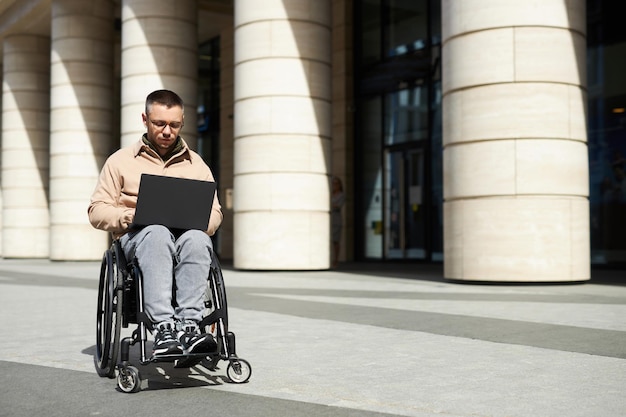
[0,0,623,282]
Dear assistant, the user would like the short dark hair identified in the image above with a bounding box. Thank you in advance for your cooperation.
[145,89,184,115]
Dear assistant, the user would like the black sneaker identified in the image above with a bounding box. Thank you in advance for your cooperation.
[177,322,216,354]
[153,321,183,356]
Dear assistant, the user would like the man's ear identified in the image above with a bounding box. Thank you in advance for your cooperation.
[142,112,148,127]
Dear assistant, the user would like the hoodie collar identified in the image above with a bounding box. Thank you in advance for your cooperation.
[137,134,189,162]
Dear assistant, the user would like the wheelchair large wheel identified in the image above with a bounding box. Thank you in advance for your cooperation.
[210,255,229,326]
[96,248,123,378]
[200,255,232,359]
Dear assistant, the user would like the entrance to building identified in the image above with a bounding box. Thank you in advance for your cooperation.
[354,0,442,262]
[356,85,439,261]
[384,148,426,259]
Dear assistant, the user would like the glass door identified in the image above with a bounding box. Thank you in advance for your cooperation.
[384,148,426,259]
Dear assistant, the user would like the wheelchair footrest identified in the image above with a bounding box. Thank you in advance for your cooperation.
[150,350,217,363]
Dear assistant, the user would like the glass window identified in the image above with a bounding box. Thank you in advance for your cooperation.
[384,86,428,145]
[587,0,626,264]
[355,0,442,262]
[387,0,428,56]
[384,149,426,260]
[360,0,381,66]
[430,80,443,261]
[430,0,441,45]
[384,151,403,257]
[361,96,384,259]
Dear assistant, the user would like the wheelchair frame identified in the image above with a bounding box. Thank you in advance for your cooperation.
[95,239,251,392]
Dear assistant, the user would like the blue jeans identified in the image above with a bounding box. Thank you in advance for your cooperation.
[120,225,213,325]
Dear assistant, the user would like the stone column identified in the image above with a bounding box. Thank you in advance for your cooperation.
[120,0,198,148]
[1,35,51,258]
[233,0,332,270]
[49,0,115,260]
[442,0,589,281]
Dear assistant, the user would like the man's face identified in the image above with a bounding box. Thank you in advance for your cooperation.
[142,103,184,156]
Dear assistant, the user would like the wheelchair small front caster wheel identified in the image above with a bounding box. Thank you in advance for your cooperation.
[117,365,141,393]
[227,358,251,384]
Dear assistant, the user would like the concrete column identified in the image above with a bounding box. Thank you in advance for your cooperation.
[120,0,198,148]
[442,0,589,282]
[49,0,115,260]
[1,35,51,258]
[233,0,332,270]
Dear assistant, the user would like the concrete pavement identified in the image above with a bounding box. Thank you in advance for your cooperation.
[0,258,625,417]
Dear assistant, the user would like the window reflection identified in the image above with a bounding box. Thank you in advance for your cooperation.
[385,87,428,145]
[387,0,428,57]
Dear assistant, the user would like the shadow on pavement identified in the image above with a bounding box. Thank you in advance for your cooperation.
[81,344,233,392]
[219,259,626,287]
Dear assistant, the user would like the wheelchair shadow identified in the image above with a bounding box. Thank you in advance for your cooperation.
[141,361,227,391]
[82,345,232,391]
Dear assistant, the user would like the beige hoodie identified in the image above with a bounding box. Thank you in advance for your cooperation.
[88,138,223,239]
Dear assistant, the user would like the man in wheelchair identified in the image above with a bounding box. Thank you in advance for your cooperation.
[88,89,223,358]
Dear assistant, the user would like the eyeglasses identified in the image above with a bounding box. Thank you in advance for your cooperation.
[149,119,183,131]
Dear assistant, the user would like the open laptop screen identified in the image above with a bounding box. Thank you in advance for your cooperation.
[132,174,216,231]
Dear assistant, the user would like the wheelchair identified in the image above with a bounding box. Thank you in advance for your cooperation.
[95,239,251,393]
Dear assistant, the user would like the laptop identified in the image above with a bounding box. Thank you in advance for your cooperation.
[132,174,216,231]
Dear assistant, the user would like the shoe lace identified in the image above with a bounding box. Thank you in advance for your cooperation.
[157,322,177,342]
[179,320,199,335]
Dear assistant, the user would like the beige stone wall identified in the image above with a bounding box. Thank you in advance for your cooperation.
[442,0,590,281]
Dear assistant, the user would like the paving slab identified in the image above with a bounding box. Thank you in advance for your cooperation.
[0,259,624,416]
